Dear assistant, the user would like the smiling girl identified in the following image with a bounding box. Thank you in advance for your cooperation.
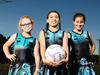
[3,16,40,75]
[68,12,95,75]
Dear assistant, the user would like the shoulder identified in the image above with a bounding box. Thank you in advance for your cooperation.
[39,29,45,35]
[39,30,45,40]
[88,32,91,35]
[10,33,17,39]
[67,31,72,38]
[63,31,67,36]
[61,31,70,39]
[83,30,91,36]
[35,39,39,44]
[63,32,68,39]
[5,33,17,44]
[87,31,92,37]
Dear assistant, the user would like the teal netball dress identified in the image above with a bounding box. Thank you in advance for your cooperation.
[8,33,36,75]
[68,30,91,75]
[41,29,68,75]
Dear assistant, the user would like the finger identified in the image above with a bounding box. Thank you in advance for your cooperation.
[12,54,16,57]
[10,55,16,61]
[9,58,13,61]
[12,56,16,61]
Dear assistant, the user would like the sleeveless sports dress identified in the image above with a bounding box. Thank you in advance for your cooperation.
[42,29,68,75]
[68,30,90,75]
[8,33,36,75]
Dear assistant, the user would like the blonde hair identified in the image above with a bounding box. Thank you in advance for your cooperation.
[18,16,34,32]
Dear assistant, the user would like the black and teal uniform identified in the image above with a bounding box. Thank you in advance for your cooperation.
[68,30,90,75]
[8,33,36,75]
[41,29,68,75]
[45,29,64,47]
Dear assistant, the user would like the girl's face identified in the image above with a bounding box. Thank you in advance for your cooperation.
[47,12,60,28]
[20,18,33,33]
[73,16,85,31]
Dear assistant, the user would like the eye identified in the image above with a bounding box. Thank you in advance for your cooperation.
[80,21,84,23]
[55,15,59,19]
[49,16,53,18]
[76,21,79,23]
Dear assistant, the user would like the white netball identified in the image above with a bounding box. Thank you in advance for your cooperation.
[45,44,65,62]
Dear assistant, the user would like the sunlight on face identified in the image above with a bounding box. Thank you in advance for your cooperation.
[21,18,32,25]
[73,17,85,31]
[20,18,33,32]
[47,12,60,27]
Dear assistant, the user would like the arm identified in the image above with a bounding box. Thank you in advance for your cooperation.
[88,32,95,55]
[34,40,40,75]
[39,30,46,64]
[62,32,69,63]
[3,33,16,61]
[39,30,53,66]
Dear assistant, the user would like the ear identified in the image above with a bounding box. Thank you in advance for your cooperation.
[20,26,23,31]
[73,21,75,25]
[46,19,49,23]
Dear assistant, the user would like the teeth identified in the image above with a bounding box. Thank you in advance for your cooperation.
[52,22,55,23]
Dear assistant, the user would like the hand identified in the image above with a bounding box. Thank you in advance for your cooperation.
[43,59,66,67]
[43,58,55,67]
[89,49,93,55]
[47,61,56,67]
[7,54,16,61]
[60,59,68,64]
[34,69,39,75]
[53,59,68,67]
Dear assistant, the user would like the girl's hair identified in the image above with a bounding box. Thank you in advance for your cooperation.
[18,16,34,32]
[46,10,61,31]
[73,12,86,22]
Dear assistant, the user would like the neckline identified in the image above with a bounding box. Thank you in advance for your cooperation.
[72,30,83,35]
[48,28,59,33]
[20,33,33,38]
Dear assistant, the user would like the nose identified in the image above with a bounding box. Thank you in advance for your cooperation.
[52,17,56,20]
[77,22,83,26]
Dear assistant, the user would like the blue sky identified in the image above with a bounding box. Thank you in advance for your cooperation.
[0,0,100,55]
